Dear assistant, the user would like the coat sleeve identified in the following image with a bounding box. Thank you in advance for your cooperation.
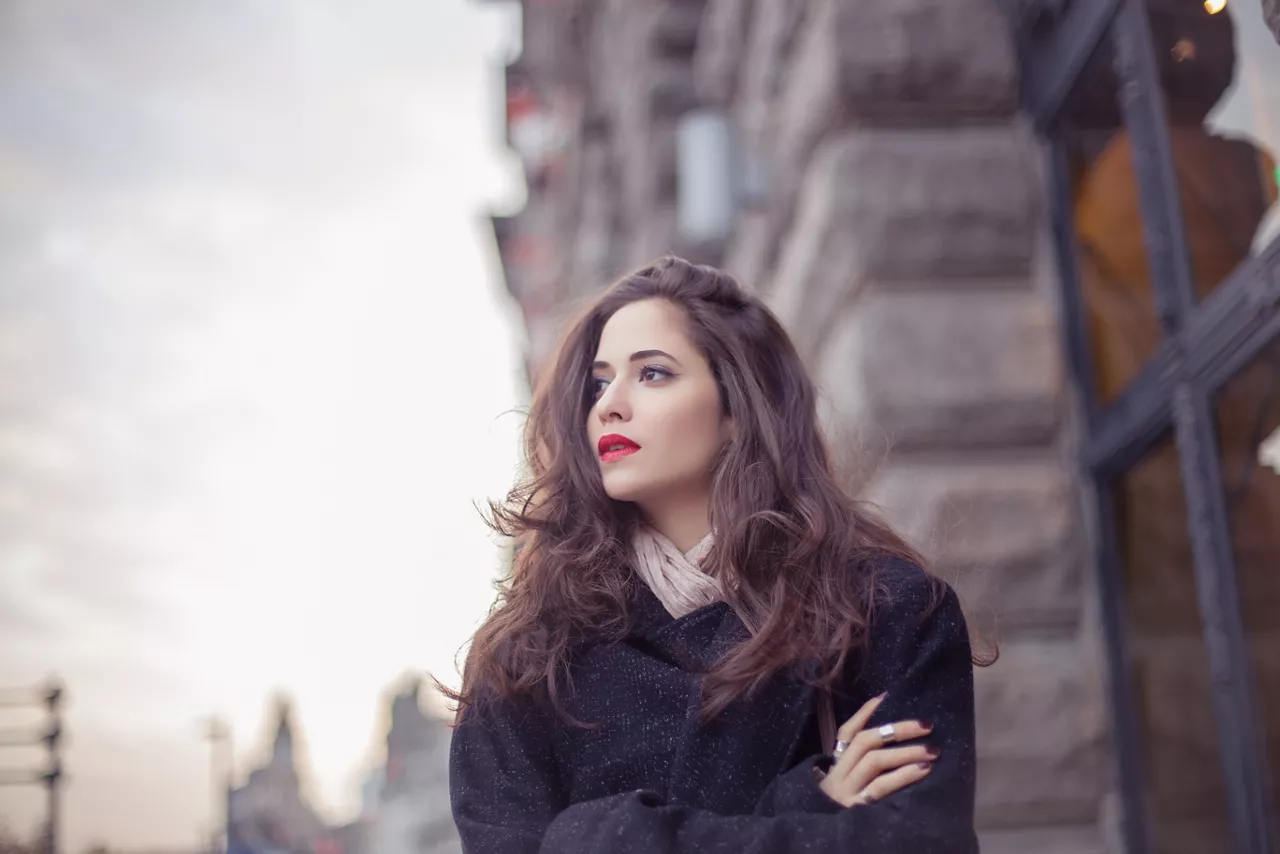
[449,686,568,854]
[540,567,979,854]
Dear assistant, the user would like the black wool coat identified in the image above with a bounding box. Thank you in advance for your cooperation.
[449,557,979,854]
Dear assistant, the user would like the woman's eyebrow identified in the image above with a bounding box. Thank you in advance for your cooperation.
[591,349,683,370]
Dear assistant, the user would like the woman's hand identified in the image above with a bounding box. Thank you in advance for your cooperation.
[817,693,937,808]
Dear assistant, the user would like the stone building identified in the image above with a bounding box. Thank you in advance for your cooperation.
[227,699,328,854]
[360,679,460,854]
[481,1,1280,853]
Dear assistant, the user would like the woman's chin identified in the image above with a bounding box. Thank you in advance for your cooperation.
[603,486,641,504]
[601,475,648,504]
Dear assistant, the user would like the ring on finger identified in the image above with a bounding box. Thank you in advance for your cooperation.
[832,739,850,760]
[858,786,877,805]
[877,723,897,745]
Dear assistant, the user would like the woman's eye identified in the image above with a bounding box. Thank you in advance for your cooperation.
[640,366,671,382]
[590,377,610,397]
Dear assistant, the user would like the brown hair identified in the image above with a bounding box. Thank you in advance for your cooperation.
[443,256,941,725]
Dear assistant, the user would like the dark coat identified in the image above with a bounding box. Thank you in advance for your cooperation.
[449,557,978,853]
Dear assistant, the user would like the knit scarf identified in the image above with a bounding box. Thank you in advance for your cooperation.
[631,526,723,619]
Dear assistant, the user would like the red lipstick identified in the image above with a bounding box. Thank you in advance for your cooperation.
[598,433,640,462]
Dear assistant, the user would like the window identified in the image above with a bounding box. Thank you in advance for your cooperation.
[1213,340,1280,825]
[1114,435,1232,854]
[1024,0,1280,851]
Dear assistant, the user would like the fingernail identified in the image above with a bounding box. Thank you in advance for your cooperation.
[919,720,933,731]
[917,761,932,770]
[925,746,940,759]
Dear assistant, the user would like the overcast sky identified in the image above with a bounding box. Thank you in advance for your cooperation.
[0,1,525,848]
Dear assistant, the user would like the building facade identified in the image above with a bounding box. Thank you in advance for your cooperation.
[483,1,1280,852]
[227,700,328,854]
[225,684,458,854]
[359,680,460,854]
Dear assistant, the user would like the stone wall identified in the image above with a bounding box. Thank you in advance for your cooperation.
[493,0,1118,849]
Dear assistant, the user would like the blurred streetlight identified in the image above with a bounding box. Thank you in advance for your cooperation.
[0,678,65,854]
[200,716,234,854]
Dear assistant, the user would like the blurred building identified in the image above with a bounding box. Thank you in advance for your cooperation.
[227,700,327,854]
[359,679,459,854]
[223,682,456,854]
[483,1,1280,853]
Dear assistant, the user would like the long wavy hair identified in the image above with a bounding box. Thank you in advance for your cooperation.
[445,256,941,725]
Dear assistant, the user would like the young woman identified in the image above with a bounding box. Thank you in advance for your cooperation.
[446,257,980,853]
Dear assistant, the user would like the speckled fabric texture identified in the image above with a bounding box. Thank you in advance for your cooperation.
[449,557,978,853]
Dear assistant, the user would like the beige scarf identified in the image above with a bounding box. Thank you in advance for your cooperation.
[631,526,723,618]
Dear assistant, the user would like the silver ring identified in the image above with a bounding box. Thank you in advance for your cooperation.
[877,723,897,744]
[832,739,850,760]
[858,786,876,805]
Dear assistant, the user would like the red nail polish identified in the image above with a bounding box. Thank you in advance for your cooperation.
[917,761,932,770]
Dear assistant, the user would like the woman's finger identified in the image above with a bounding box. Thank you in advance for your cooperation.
[835,693,887,744]
[830,718,934,781]
[829,695,887,779]
[853,719,933,753]
[851,758,934,806]
[844,744,938,793]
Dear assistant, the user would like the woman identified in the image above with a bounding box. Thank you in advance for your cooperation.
[446,257,980,853]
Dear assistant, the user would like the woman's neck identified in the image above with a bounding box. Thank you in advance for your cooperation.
[640,492,712,554]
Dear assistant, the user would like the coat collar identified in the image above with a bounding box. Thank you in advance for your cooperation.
[626,579,818,813]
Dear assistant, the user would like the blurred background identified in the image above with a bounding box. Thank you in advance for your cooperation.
[3,1,1280,854]
[0,1,525,853]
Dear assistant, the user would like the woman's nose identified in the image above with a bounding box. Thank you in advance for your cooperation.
[597,381,630,422]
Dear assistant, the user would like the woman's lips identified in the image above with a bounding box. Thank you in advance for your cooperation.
[600,446,639,463]
[598,433,640,462]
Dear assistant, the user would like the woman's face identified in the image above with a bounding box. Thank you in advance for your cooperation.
[586,298,733,509]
